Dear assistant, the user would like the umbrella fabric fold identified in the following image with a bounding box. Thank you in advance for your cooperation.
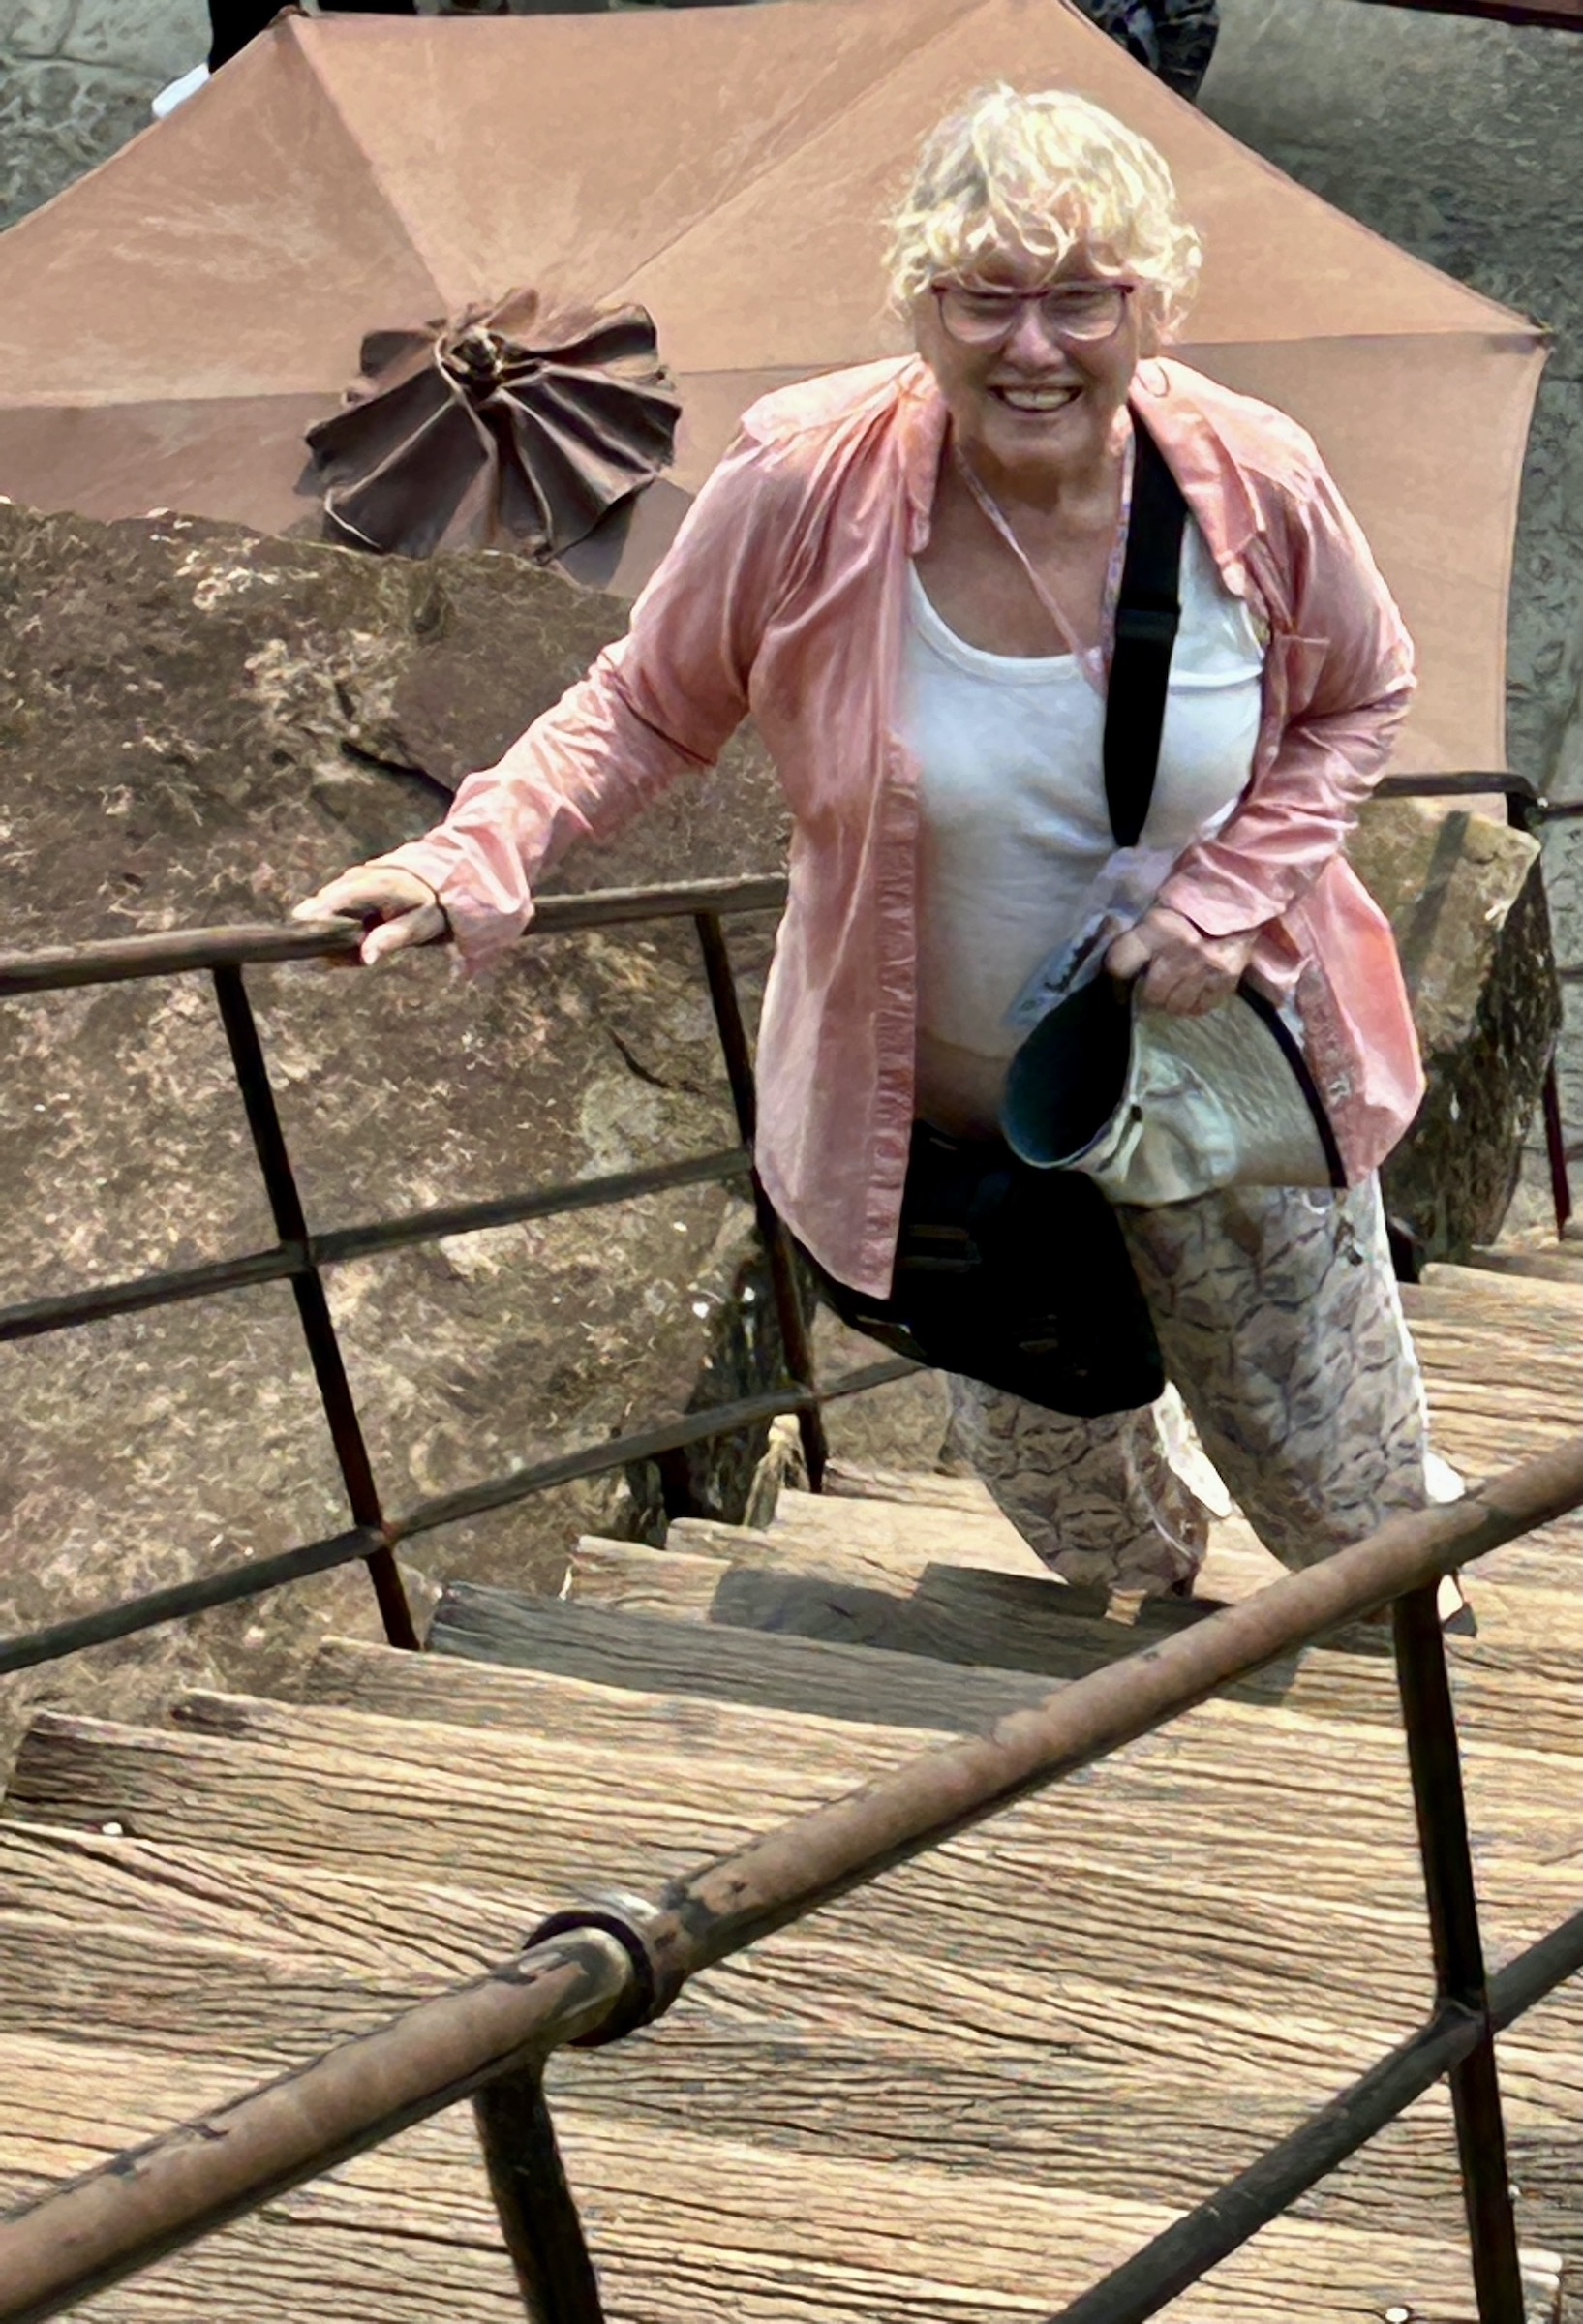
[304,289,680,558]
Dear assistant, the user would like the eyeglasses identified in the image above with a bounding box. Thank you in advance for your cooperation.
[930,279,1136,349]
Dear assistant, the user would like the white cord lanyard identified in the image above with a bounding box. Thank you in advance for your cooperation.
[953,423,1136,699]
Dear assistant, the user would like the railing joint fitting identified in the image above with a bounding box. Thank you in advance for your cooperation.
[526,1896,672,2045]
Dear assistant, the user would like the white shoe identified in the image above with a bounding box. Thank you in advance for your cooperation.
[152,63,209,120]
[1424,1450,1466,1505]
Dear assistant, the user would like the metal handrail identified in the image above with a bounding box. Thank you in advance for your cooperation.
[0,874,790,994]
[0,876,842,1676]
[6,1428,1583,2321]
[2,844,1576,2323]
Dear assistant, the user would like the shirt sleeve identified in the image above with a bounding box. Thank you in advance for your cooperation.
[1157,452,1416,939]
[373,425,791,972]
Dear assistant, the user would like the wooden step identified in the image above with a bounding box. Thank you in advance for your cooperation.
[0,1834,1490,2244]
[1416,1260,1583,1320]
[695,1449,1576,1644]
[769,1483,1049,1573]
[558,1538,1583,1753]
[422,1580,1583,1851]
[435,1572,1311,1741]
[9,1693,1583,2053]
[8,1933,1568,2286]
[305,1634,951,1762]
[1466,1246,1583,1287]
[664,1506,1283,1617]
[1407,1266,1583,1476]
[821,1459,1009,1512]
[666,1503,1056,1587]
[1466,1237,1583,1287]
[159,1685,1583,1933]
[6,1813,1578,2160]
[430,1582,1063,1731]
[753,1485,1283,1608]
[6,2032,1554,2324]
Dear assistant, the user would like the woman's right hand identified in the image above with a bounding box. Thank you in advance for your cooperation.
[290,866,448,966]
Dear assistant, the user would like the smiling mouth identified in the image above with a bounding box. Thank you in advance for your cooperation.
[990,385,1081,413]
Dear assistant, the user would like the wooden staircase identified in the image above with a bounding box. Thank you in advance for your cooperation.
[3,1262,1583,2319]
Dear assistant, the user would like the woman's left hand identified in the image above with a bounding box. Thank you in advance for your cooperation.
[1105,907,1259,1016]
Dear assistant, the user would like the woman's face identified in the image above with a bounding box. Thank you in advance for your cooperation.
[914,240,1144,490]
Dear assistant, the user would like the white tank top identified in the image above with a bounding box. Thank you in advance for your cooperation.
[902,516,1266,1131]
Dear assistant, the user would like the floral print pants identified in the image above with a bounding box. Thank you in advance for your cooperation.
[944,1178,1433,1595]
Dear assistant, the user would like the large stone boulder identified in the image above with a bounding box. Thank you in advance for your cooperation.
[0,500,789,1771]
[1348,798,1562,1265]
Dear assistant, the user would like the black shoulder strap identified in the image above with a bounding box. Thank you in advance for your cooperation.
[1104,418,1189,850]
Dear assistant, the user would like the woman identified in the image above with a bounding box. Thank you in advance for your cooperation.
[296,85,1458,1612]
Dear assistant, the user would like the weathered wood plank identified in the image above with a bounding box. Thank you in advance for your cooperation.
[564,1537,733,1617]
[0,1779,1445,2053]
[3,2034,1560,2324]
[0,1819,1397,2098]
[189,1678,1417,1859]
[8,1697,1581,2063]
[568,1535,1127,1642]
[429,1582,1065,1731]
[762,1485,1293,1614]
[3,1813,1570,2249]
[161,1682,1583,1924]
[1419,1264,1583,1313]
[1407,1270,1583,1482]
[0,2186,526,2324]
[0,1902,1489,2244]
[1,1817,1575,2143]
[0,1822,526,1980]
[664,1496,1059,1589]
[558,1542,1583,1752]
[307,1633,948,1759]
[1467,1246,1583,1288]
[822,1461,1007,1514]
[419,1582,1583,1864]
[767,1483,1049,1573]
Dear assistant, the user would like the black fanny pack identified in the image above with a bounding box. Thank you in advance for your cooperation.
[811,418,1190,1420]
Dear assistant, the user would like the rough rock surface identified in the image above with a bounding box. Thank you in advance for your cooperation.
[0,0,206,231]
[0,502,790,1775]
[1349,800,1561,1264]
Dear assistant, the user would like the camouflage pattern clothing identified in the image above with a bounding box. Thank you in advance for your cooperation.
[944,1177,1435,1595]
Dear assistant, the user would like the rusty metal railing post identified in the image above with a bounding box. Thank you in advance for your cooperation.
[209,963,418,1650]
[1392,1583,1525,2322]
[691,908,828,1490]
[1500,780,1573,1241]
[1541,1062,1573,1238]
[473,2069,607,2324]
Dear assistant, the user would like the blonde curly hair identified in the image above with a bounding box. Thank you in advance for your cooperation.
[885,85,1202,347]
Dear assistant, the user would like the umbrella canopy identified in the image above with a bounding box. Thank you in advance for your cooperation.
[0,0,1543,772]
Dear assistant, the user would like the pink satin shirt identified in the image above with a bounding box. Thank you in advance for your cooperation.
[380,354,1425,1298]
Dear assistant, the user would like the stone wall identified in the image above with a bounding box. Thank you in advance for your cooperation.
[1350,802,1561,1263]
[0,502,789,1774]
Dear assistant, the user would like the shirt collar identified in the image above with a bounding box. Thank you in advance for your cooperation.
[893,353,1263,578]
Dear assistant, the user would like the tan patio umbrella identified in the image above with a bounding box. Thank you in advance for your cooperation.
[0,0,1544,772]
